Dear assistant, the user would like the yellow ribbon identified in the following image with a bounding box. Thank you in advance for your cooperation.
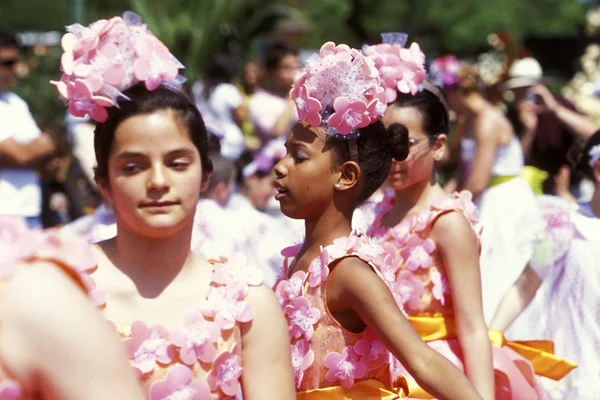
[488,174,519,188]
[296,378,409,399]
[521,166,549,195]
[408,314,577,381]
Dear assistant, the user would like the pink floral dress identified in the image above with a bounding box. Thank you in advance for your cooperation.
[368,190,557,399]
[274,235,409,398]
[0,216,101,399]
[94,252,265,399]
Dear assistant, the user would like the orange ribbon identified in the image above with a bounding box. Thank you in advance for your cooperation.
[407,314,577,381]
[296,378,409,399]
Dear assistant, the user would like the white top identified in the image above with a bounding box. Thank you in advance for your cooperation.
[461,136,524,178]
[193,82,244,160]
[248,89,298,142]
[0,92,42,217]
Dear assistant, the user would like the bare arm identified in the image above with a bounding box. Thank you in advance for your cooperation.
[530,85,597,139]
[329,258,482,400]
[0,134,56,168]
[241,283,295,400]
[461,116,500,198]
[0,261,144,400]
[489,266,542,331]
[432,212,494,400]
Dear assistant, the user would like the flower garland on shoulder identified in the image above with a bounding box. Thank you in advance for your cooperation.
[51,11,185,123]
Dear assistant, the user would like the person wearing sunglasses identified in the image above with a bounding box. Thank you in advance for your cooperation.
[0,29,56,228]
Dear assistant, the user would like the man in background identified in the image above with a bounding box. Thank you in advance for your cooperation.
[0,29,55,227]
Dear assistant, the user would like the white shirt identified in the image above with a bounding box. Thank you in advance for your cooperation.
[0,92,42,217]
[193,82,244,160]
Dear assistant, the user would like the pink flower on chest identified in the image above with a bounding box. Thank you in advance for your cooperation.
[430,268,449,305]
[275,270,306,306]
[389,221,412,247]
[400,234,435,271]
[211,253,263,287]
[148,364,210,400]
[413,210,434,232]
[207,348,243,397]
[307,247,330,288]
[0,379,23,400]
[199,282,254,330]
[123,321,174,375]
[324,347,367,388]
[291,339,315,388]
[393,270,425,310]
[284,296,320,341]
[356,241,385,264]
[170,311,220,365]
[376,254,400,288]
[354,329,389,366]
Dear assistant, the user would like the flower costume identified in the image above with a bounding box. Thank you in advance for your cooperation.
[508,195,600,400]
[94,252,265,399]
[0,216,102,398]
[368,190,577,399]
[274,236,410,399]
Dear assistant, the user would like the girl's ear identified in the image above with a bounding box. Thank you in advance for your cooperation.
[432,134,447,161]
[200,170,212,193]
[335,161,360,191]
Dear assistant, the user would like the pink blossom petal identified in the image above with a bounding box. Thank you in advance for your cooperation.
[102,63,127,86]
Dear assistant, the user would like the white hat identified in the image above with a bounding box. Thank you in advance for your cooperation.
[500,57,548,90]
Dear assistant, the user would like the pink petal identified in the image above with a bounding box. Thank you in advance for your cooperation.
[61,53,75,75]
[319,41,336,56]
[73,79,93,97]
[133,58,150,81]
[89,105,108,123]
[216,312,235,330]
[148,380,172,400]
[220,379,241,397]
[73,63,92,78]
[92,95,114,107]
[51,80,69,99]
[333,97,351,113]
[197,343,217,363]
[234,301,255,323]
[145,76,162,91]
[166,364,193,387]
[189,380,211,399]
[103,63,127,86]
[324,352,343,368]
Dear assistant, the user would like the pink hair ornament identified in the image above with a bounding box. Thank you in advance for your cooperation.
[429,55,461,88]
[362,32,427,103]
[289,42,387,139]
[50,11,185,123]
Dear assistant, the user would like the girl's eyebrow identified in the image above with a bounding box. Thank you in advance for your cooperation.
[114,148,195,160]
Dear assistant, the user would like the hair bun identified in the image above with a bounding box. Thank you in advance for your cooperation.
[387,123,409,161]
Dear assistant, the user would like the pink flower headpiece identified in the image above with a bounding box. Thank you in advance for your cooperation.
[242,137,286,178]
[51,11,185,123]
[362,32,426,103]
[589,144,600,168]
[289,42,386,138]
[429,55,461,88]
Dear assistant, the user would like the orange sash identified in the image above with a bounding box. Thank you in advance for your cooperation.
[408,314,577,381]
[296,378,409,399]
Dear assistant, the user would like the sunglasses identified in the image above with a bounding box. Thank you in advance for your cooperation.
[0,58,17,68]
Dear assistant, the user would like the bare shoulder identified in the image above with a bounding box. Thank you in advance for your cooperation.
[328,256,384,296]
[431,210,475,240]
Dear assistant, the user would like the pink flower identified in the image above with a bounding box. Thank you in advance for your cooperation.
[400,234,435,271]
[324,347,366,388]
[123,321,174,375]
[376,254,399,288]
[430,268,449,305]
[284,296,320,341]
[211,253,263,287]
[430,55,461,87]
[281,244,302,258]
[36,229,98,273]
[207,349,243,397]
[56,79,113,122]
[328,236,360,259]
[319,41,352,59]
[148,364,210,400]
[80,273,107,307]
[199,282,254,330]
[291,84,322,127]
[413,210,433,232]
[397,43,426,95]
[307,247,329,288]
[393,270,425,310]
[275,270,306,306]
[291,339,314,388]
[356,241,385,264]
[0,379,22,400]
[327,97,371,135]
[389,220,413,246]
[354,329,388,365]
[133,35,179,91]
[0,216,43,279]
[170,311,220,365]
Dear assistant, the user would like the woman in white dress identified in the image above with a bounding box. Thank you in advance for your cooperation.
[441,62,543,323]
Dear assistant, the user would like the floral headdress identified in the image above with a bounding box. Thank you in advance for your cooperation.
[362,32,426,103]
[429,55,461,88]
[51,11,185,123]
[289,42,386,139]
[242,138,286,178]
[589,144,600,167]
